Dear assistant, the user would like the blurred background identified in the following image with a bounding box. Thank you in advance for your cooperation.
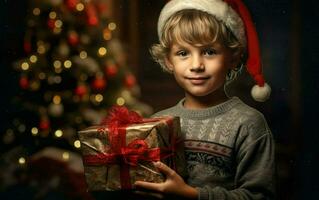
[1,0,319,199]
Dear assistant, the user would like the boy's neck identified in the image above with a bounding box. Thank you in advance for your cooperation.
[183,89,229,110]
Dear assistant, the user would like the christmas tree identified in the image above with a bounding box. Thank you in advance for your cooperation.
[1,0,151,198]
[5,0,153,152]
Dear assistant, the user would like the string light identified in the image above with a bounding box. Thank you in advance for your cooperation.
[55,129,63,137]
[62,152,69,160]
[49,11,57,19]
[98,47,107,56]
[31,127,38,136]
[95,94,103,102]
[64,60,72,68]
[53,28,62,34]
[53,60,62,69]
[29,55,38,63]
[37,45,46,54]
[108,22,117,31]
[116,97,125,106]
[21,62,30,70]
[18,124,26,133]
[55,20,63,28]
[30,81,40,91]
[74,140,81,148]
[19,157,26,165]
[79,51,87,59]
[53,95,61,104]
[33,8,41,16]
[76,3,85,11]
[38,72,46,80]
[103,28,112,40]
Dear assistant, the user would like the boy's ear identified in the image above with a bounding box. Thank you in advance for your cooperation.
[164,57,174,72]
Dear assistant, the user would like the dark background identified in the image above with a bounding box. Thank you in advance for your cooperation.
[1,0,319,199]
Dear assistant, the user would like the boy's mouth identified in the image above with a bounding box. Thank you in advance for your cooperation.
[185,76,210,85]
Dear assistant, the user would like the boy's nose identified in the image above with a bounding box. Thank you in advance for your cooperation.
[190,55,204,72]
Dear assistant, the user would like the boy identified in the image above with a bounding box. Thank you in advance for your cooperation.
[134,0,275,199]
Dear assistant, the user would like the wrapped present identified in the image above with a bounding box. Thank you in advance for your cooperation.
[78,106,186,191]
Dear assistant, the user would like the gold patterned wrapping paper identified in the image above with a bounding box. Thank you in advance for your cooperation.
[78,116,187,191]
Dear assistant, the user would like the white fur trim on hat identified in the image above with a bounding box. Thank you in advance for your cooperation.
[251,83,271,102]
[157,0,246,46]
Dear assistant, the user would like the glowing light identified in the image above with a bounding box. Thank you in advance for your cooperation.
[116,97,125,106]
[74,140,81,148]
[39,72,46,80]
[55,129,63,137]
[19,157,26,165]
[49,11,57,19]
[55,20,63,28]
[103,29,112,40]
[98,47,107,56]
[64,60,72,68]
[95,94,103,102]
[18,124,26,132]
[31,127,38,135]
[37,45,46,54]
[30,55,38,63]
[53,28,62,34]
[76,3,84,11]
[62,152,69,160]
[33,8,41,16]
[79,51,87,59]
[53,60,62,69]
[21,62,29,70]
[54,76,62,84]
[53,95,61,104]
[108,22,117,31]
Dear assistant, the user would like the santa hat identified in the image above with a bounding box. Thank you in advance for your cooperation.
[158,0,271,102]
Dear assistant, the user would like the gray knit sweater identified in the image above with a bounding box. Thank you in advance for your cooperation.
[153,97,275,200]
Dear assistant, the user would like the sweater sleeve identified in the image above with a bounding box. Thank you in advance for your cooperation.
[197,129,275,200]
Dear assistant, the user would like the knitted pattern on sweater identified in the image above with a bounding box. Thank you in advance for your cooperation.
[153,97,275,200]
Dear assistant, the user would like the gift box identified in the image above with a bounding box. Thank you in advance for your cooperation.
[78,106,186,191]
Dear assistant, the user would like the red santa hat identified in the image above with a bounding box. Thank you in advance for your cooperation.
[158,0,271,102]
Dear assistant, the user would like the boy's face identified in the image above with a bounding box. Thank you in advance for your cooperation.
[165,40,235,98]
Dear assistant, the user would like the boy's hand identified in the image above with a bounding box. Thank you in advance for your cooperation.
[134,161,198,199]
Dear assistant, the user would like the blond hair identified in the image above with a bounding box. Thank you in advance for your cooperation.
[151,9,245,84]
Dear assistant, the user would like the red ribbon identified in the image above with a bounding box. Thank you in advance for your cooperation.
[84,139,161,166]
[84,106,179,189]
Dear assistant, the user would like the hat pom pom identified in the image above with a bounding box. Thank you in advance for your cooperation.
[251,83,271,102]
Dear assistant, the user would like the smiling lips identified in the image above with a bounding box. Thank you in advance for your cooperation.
[186,76,210,85]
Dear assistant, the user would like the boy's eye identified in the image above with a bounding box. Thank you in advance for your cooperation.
[203,48,217,56]
[176,50,188,57]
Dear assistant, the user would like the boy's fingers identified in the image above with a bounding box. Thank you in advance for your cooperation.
[154,161,175,177]
[134,181,162,192]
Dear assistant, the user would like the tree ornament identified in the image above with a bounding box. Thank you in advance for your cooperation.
[39,119,50,131]
[68,31,79,46]
[66,0,78,10]
[91,77,107,91]
[19,76,29,89]
[105,64,118,78]
[124,74,136,88]
[86,3,98,26]
[24,41,32,54]
[47,19,56,30]
[74,84,88,97]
